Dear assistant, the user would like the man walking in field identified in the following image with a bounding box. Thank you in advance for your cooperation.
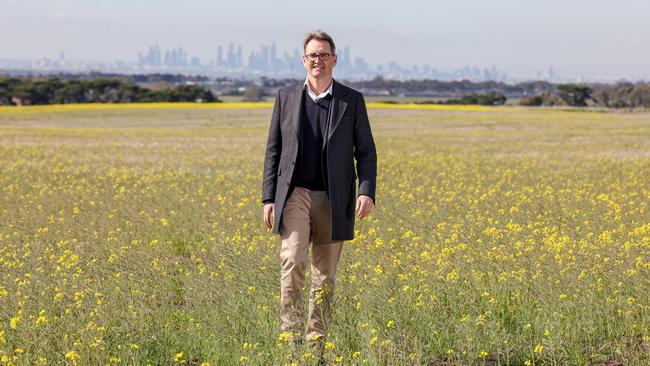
[262,30,377,350]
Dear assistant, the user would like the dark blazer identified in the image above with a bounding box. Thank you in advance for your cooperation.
[262,80,377,240]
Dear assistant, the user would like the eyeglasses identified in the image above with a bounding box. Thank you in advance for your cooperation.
[303,53,334,62]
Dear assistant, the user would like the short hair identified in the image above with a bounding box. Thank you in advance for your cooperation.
[303,30,336,55]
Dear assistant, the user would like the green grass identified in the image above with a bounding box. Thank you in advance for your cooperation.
[0,105,648,365]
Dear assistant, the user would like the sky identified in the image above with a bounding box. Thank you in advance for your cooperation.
[1,0,649,79]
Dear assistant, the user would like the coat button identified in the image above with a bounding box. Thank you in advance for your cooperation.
[292,161,295,165]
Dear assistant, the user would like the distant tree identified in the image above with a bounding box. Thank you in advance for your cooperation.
[541,92,564,106]
[556,84,593,107]
[242,87,266,102]
[0,78,21,105]
[10,79,61,105]
[592,88,611,107]
[165,85,216,102]
[438,92,506,105]
[519,95,544,106]
[579,82,650,109]
[79,78,114,103]
[0,77,221,105]
[53,80,86,104]
[628,84,650,108]
[118,83,144,103]
[474,92,506,105]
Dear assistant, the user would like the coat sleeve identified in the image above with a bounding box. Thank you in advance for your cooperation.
[353,93,377,204]
[262,90,282,204]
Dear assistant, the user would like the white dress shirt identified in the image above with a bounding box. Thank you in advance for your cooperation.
[304,78,333,102]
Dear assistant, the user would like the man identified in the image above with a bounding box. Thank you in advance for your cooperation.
[262,31,377,346]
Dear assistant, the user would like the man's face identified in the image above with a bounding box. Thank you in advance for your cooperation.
[303,39,337,80]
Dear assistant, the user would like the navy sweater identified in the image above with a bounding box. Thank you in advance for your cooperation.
[295,90,332,191]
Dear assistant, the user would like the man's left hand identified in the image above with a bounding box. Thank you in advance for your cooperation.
[355,195,374,220]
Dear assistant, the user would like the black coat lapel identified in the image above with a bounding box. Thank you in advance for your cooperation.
[289,83,303,139]
[327,80,349,141]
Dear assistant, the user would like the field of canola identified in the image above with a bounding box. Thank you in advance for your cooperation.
[0,103,648,365]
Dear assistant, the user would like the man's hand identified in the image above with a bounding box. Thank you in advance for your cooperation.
[263,203,275,229]
[355,195,374,220]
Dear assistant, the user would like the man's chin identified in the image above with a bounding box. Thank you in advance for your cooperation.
[311,70,328,78]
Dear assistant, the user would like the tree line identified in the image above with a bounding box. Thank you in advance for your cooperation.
[0,77,218,105]
[3,74,650,108]
[351,77,650,108]
[518,83,650,108]
[348,77,556,98]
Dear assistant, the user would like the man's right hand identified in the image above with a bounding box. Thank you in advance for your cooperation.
[263,203,275,229]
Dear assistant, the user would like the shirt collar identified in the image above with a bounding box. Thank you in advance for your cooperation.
[304,78,333,102]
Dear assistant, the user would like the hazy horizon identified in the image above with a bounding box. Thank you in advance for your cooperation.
[2,0,649,80]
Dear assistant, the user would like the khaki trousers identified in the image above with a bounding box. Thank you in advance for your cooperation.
[279,187,343,341]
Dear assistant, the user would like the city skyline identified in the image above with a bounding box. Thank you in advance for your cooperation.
[2,41,557,83]
[134,42,514,81]
[1,39,646,83]
[2,0,649,81]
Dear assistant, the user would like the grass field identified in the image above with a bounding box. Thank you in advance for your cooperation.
[0,104,648,365]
